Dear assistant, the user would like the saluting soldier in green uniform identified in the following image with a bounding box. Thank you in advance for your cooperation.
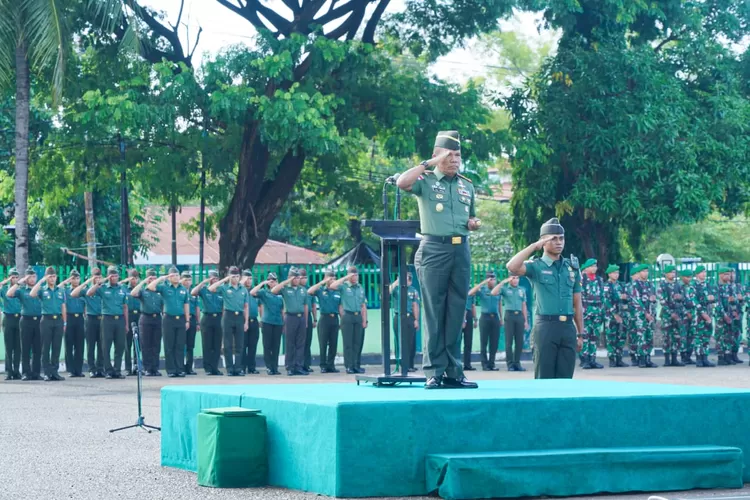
[180,271,199,375]
[462,294,476,371]
[507,218,584,379]
[397,131,480,389]
[492,274,529,372]
[389,272,421,372]
[192,270,223,375]
[251,273,283,375]
[30,267,66,381]
[87,266,129,379]
[149,267,189,378]
[9,269,43,380]
[469,271,501,371]
[58,270,85,377]
[121,269,142,376]
[330,266,368,375]
[131,269,164,376]
[298,268,315,373]
[209,267,249,376]
[1,269,22,380]
[308,271,341,373]
[272,269,309,376]
[71,268,104,377]
[241,269,260,375]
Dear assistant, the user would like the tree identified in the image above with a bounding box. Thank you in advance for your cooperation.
[470,199,513,265]
[507,0,750,269]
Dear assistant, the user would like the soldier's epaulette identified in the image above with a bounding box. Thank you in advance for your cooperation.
[418,171,435,181]
[457,173,472,183]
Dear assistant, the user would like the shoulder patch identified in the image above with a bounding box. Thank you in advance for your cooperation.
[457,173,472,183]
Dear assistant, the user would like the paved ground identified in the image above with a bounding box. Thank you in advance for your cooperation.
[2,361,750,499]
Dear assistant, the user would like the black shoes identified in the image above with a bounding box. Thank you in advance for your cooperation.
[425,376,442,389]
[463,365,476,371]
[514,363,526,372]
[185,370,198,375]
[425,376,478,389]
[346,368,356,374]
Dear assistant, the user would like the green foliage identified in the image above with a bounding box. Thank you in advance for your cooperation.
[470,200,514,265]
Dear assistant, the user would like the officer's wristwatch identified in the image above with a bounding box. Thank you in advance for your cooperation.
[419,160,429,168]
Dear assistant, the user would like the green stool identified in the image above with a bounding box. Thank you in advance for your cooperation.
[197,407,268,488]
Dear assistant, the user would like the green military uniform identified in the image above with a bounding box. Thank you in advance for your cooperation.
[242,270,260,375]
[462,295,475,370]
[499,281,526,371]
[183,275,199,375]
[692,266,716,367]
[580,260,605,369]
[155,272,189,377]
[94,268,128,378]
[37,268,66,380]
[313,282,341,372]
[730,275,744,363]
[82,278,104,377]
[218,272,249,376]
[523,218,582,379]
[409,131,476,388]
[715,268,735,365]
[628,265,658,368]
[678,270,700,365]
[476,283,500,371]
[658,267,682,365]
[392,281,420,371]
[134,269,163,375]
[340,281,367,373]
[602,264,629,367]
[17,273,42,380]
[256,277,283,375]
[64,271,86,377]
[125,273,142,375]
[1,269,22,380]
[279,276,308,374]
[198,270,223,375]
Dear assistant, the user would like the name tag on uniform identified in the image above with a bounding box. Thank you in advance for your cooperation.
[431,183,446,193]
[542,270,553,275]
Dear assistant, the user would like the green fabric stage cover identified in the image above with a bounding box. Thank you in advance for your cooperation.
[197,407,267,488]
[425,446,744,499]
[161,380,750,498]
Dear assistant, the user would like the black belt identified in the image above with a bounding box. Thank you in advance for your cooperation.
[87,314,102,319]
[132,310,140,314]
[146,313,160,317]
[225,311,242,316]
[22,315,40,320]
[481,312,498,317]
[249,318,257,323]
[42,314,62,319]
[70,313,82,318]
[393,313,414,317]
[422,235,467,245]
[6,313,20,318]
[324,313,339,317]
[104,315,123,319]
[505,310,521,315]
[537,314,572,322]
[345,311,360,316]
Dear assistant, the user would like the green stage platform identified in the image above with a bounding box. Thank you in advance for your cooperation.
[161,380,750,498]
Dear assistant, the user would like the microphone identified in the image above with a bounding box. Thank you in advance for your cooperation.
[385,173,400,185]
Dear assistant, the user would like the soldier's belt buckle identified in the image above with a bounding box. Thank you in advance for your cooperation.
[513,311,519,315]
[97,316,102,320]
[330,314,335,317]
[354,312,360,316]
[250,319,255,323]
[74,314,79,317]
[33,316,37,320]
[152,314,158,318]
[52,315,58,320]
[212,313,218,317]
[234,312,239,316]
[114,315,120,320]
[297,314,302,317]
[175,316,180,320]
[133,310,139,314]
[14,314,19,317]
[559,315,568,322]
[451,236,462,245]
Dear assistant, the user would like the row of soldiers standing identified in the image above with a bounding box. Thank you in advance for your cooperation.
[2,264,370,381]
[581,261,746,368]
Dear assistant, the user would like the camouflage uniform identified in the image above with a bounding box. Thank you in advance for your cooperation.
[692,277,716,367]
[731,280,745,363]
[658,278,682,364]
[680,277,699,364]
[631,278,657,367]
[603,278,629,367]
[715,281,735,365]
[581,273,605,369]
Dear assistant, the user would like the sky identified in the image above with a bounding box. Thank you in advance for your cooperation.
[139,0,553,84]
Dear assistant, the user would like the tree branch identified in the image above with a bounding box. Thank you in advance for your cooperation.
[654,33,679,53]
[125,0,193,67]
[189,26,203,60]
[362,0,389,43]
[281,0,301,15]
[171,0,186,31]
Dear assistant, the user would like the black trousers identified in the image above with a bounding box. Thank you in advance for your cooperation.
[21,315,41,377]
[101,315,126,375]
[139,313,162,372]
[261,322,283,372]
[200,313,222,373]
[243,318,260,371]
[85,315,103,374]
[393,313,417,369]
[533,318,577,379]
[3,314,21,375]
[64,314,85,375]
[184,314,198,372]
[304,313,314,370]
[341,312,364,370]
[462,309,474,368]
[125,312,141,372]
[479,312,500,368]
[504,311,525,366]
[222,312,244,373]
[163,314,186,375]
[318,314,339,369]
[41,315,64,377]
[284,313,306,372]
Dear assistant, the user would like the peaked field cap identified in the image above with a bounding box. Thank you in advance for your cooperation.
[605,264,619,274]
[540,218,564,236]
[107,265,118,276]
[146,268,157,277]
[44,266,56,276]
[434,130,460,151]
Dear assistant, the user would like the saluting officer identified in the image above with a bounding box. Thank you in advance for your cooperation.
[122,269,141,376]
[251,273,283,375]
[181,271,199,375]
[396,130,480,389]
[191,270,223,375]
[507,218,584,379]
[71,268,104,378]
[329,266,368,375]
[131,269,164,376]
[9,269,43,381]
[388,272,421,372]
[469,271,501,371]
[242,269,260,375]
[298,268,315,373]
[462,294,476,371]
[492,274,528,372]
[87,266,129,379]
[59,270,85,377]
[272,269,309,376]
[209,267,249,376]
[307,271,341,373]
[149,267,189,378]
[30,267,66,381]
[1,269,22,380]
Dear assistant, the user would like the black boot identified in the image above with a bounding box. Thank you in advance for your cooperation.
[732,351,744,364]
[581,354,593,369]
[609,356,617,368]
[664,353,672,367]
[683,351,695,365]
[590,356,604,369]
[645,355,658,368]
[695,354,705,367]
[703,354,716,367]
[717,353,731,366]
[615,354,629,367]
[638,355,647,368]
[672,352,684,367]
[630,353,638,365]
[579,354,586,368]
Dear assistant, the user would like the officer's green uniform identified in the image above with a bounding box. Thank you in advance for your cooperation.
[125,281,141,374]
[94,275,128,377]
[303,289,315,371]
[1,273,22,379]
[38,273,66,379]
[256,287,283,374]
[523,218,582,379]
[218,279,249,375]
[17,280,42,379]
[314,286,341,372]
[198,280,223,374]
[134,271,163,374]
[185,290,199,374]
[340,281,367,372]
[462,295,475,370]
[64,275,86,376]
[243,280,260,374]
[409,132,475,383]
[499,283,526,369]
[279,282,308,373]
[392,284,420,370]
[82,282,104,375]
[155,279,189,376]
[477,285,500,370]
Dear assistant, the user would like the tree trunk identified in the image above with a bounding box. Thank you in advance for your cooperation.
[84,191,97,267]
[14,41,30,273]
[218,126,306,269]
[170,203,177,266]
